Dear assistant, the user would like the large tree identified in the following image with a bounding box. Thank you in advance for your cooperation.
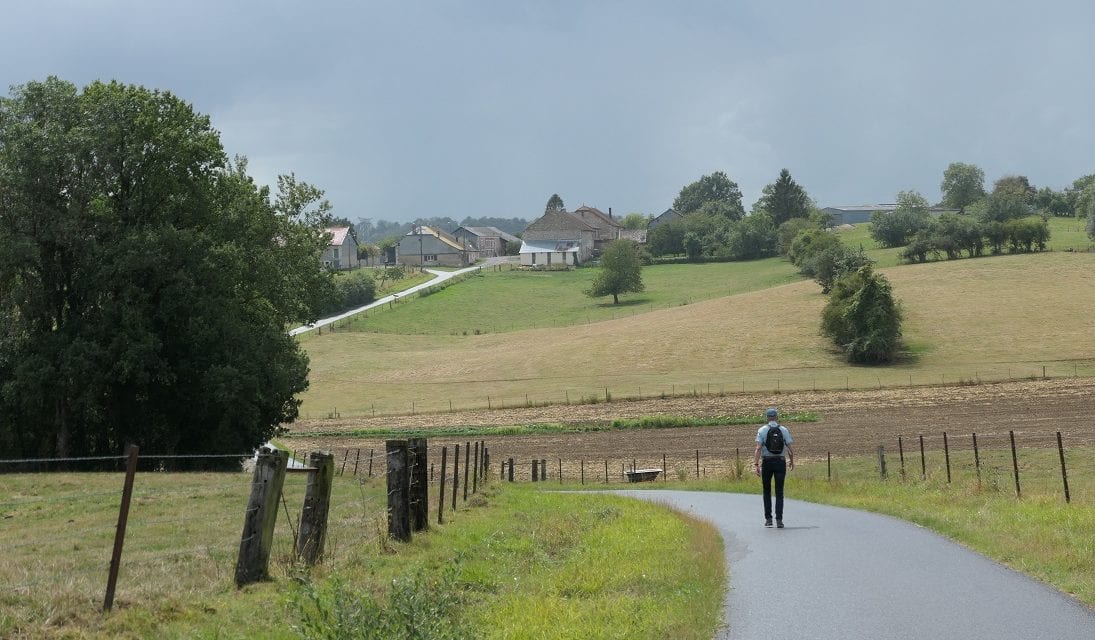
[587,240,644,304]
[0,78,334,460]
[672,171,744,219]
[753,168,811,225]
[992,175,1036,203]
[544,193,566,214]
[820,266,903,364]
[940,162,986,212]
[869,191,932,247]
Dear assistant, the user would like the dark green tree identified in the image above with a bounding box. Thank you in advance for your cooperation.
[545,193,566,214]
[587,240,644,304]
[724,212,778,260]
[0,78,334,459]
[673,171,745,219]
[619,212,651,230]
[820,266,903,364]
[869,191,932,247]
[992,175,1036,203]
[940,162,986,212]
[753,169,812,225]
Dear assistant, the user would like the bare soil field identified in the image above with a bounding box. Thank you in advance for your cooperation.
[287,378,1095,477]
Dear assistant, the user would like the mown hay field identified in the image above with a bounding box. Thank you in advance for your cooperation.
[297,251,1095,418]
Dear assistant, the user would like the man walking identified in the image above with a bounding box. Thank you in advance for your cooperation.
[754,407,794,528]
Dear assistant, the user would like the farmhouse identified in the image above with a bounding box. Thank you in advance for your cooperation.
[321,226,361,270]
[647,207,681,229]
[520,211,596,267]
[397,225,477,267]
[570,205,624,254]
[452,226,521,258]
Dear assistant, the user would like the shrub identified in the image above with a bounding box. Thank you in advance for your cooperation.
[820,265,903,364]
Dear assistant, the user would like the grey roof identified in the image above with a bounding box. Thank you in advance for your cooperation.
[525,211,597,233]
[823,204,898,212]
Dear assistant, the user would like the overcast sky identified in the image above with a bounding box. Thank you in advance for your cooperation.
[4,0,1094,222]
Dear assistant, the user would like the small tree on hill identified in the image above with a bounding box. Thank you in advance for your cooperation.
[587,240,644,304]
[821,265,903,364]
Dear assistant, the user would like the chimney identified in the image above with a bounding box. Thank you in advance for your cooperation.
[608,207,613,219]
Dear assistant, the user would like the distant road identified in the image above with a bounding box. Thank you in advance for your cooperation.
[288,256,513,336]
[614,490,1094,640]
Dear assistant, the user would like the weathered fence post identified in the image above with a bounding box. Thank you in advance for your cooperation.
[408,438,429,532]
[877,446,887,479]
[1057,431,1070,504]
[898,436,905,480]
[1009,430,1021,498]
[339,449,349,476]
[472,442,480,494]
[540,459,547,481]
[943,432,951,483]
[827,451,831,481]
[532,459,539,481]
[581,458,585,485]
[558,458,562,484]
[695,450,700,478]
[664,453,668,482]
[386,440,411,542]
[353,448,361,476]
[104,444,139,611]
[507,457,514,482]
[919,434,926,480]
[604,459,609,484]
[438,446,448,524]
[972,432,981,486]
[368,449,374,477]
[463,442,471,501]
[297,452,335,564]
[452,444,460,510]
[236,448,288,587]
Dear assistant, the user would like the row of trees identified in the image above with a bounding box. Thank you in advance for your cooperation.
[940,162,1095,219]
[647,169,816,261]
[0,78,335,459]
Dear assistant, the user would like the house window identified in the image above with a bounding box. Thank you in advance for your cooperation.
[423,254,437,261]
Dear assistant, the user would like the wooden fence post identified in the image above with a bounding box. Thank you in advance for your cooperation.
[558,458,562,484]
[368,449,374,477]
[103,444,139,611]
[827,451,831,481]
[472,442,480,494]
[339,449,348,476]
[695,450,699,478]
[438,446,448,525]
[919,434,926,480]
[1009,430,1021,498]
[581,458,585,485]
[235,448,288,587]
[532,459,539,481]
[386,440,411,542]
[463,442,471,501]
[540,459,546,481]
[972,432,981,487]
[452,444,460,510]
[1057,431,1070,504]
[408,438,429,532]
[877,446,887,479]
[943,432,951,483]
[604,459,608,484]
[507,457,514,482]
[297,452,335,564]
[898,436,905,479]
[353,448,361,476]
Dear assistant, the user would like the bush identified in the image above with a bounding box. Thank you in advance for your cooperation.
[820,265,903,364]
[788,228,842,274]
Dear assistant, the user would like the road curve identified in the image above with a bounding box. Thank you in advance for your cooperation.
[614,490,1094,640]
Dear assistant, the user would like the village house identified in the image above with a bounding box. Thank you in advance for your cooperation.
[452,226,521,258]
[569,205,623,254]
[519,211,596,267]
[397,225,477,267]
[321,226,361,270]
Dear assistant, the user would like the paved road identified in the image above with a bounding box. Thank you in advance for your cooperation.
[288,256,512,336]
[614,490,1094,640]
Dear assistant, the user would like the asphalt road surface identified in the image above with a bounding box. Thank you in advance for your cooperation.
[614,490,1094,640]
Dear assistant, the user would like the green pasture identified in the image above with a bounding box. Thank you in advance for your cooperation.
[298,251,1095,418]
[340,258,800,335]
[0,473,723,639]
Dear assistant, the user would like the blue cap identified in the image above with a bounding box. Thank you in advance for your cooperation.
[766,407,778,418]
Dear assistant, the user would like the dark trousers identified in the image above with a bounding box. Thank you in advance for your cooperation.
[761,457,787,520]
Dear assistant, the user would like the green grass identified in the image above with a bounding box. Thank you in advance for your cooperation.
[282,412,820,441]
[339,258,800,335]
[0,474,724,639]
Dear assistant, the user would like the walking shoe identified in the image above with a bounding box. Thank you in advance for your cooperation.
[776,519,784,529]
[765,518,773,527]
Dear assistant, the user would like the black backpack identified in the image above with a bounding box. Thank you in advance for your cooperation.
[764,424,785,454]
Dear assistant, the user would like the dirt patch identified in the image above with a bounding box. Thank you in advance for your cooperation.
[287,378,1095,476]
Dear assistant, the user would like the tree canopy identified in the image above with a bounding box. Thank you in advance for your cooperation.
[753,169,812,225]
[0,77,334,460]
[869,191,932,248]
[940,162,986,212]
[545,193,566,214]
[587,240,644,304]
[672,171,744,219]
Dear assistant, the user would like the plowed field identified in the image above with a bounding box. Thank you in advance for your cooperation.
[287,378,1095,480]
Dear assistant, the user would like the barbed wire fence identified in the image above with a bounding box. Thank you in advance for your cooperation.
[0,438,492,632]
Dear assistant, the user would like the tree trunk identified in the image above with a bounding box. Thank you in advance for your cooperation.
[612,293,619,304]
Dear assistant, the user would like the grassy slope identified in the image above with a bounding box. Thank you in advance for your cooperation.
[299,251,1095,417]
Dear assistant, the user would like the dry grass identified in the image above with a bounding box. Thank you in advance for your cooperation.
[299,252,1095,417]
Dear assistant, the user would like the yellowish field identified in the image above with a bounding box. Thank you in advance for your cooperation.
[299,252,1095,418]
